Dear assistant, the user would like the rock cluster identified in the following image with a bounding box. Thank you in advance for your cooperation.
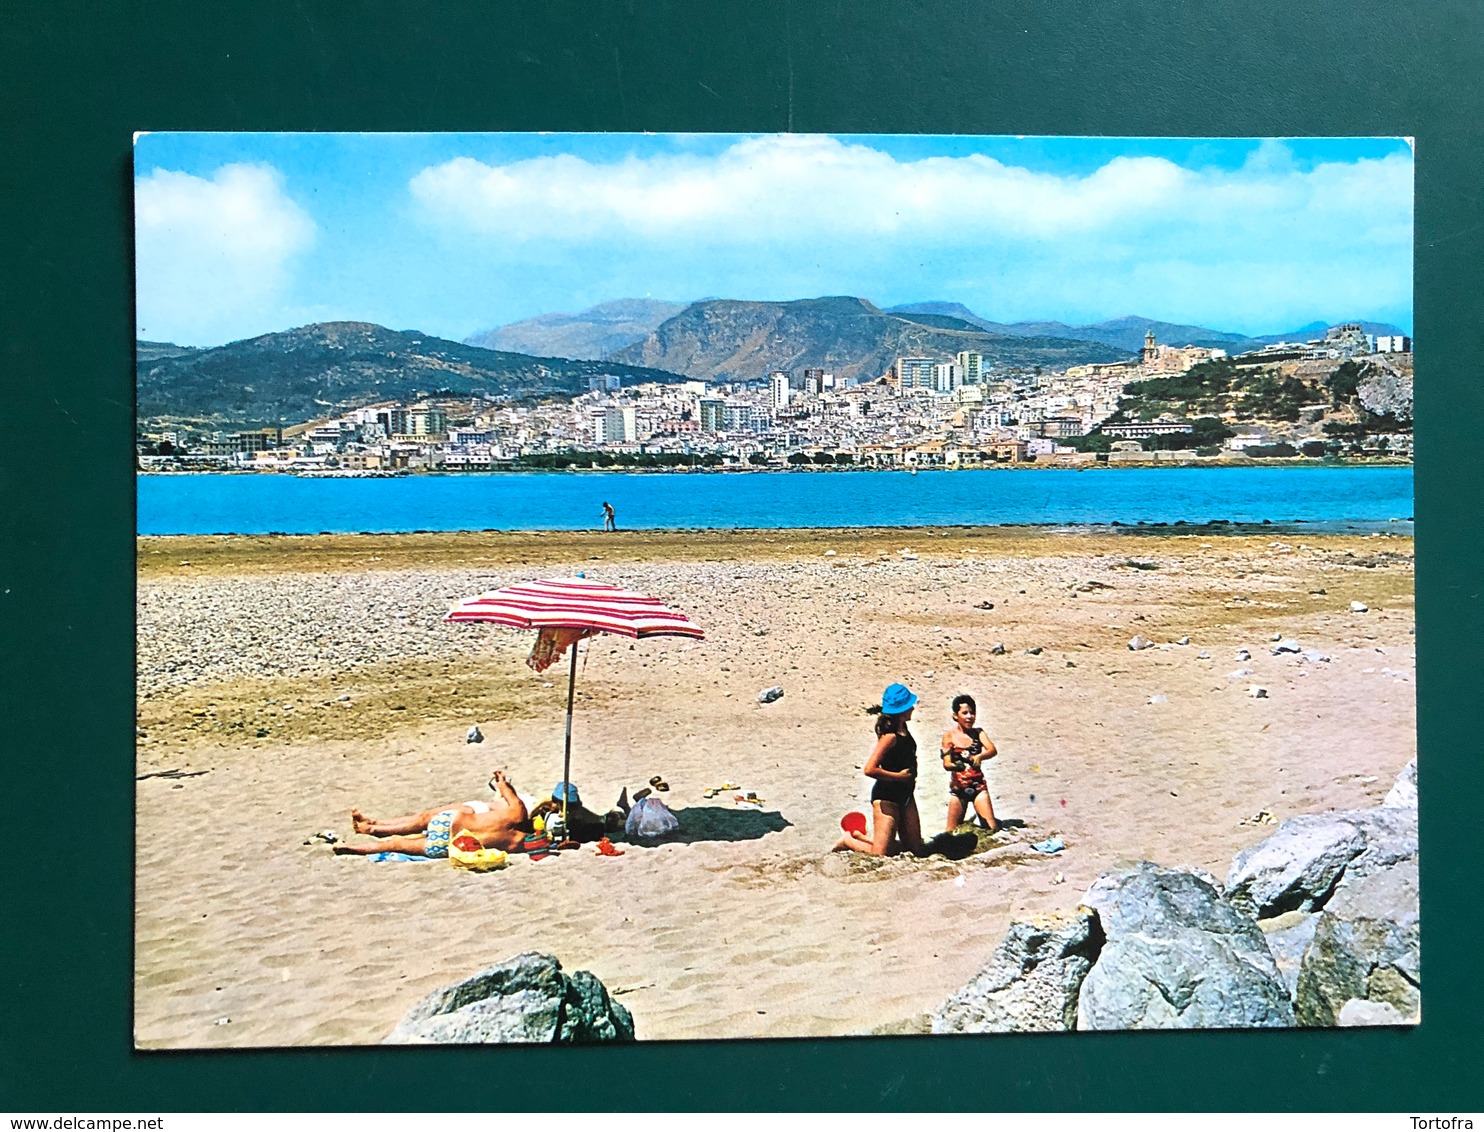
[384,952,635,1044]
[932,758,1418,1032]
[1356,365,1414,423]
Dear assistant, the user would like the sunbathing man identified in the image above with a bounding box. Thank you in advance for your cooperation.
[335,769,532,857]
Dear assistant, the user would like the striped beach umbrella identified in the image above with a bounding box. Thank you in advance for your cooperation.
[444,578,704,833]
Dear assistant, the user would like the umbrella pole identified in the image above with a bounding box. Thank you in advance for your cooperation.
[560,637,579,832]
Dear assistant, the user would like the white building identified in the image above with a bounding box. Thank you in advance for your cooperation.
[932,362,960,393]
[1375,335,1412,353]
[595,406,637,444]
[724,405,767,431]
[769,372,791,411]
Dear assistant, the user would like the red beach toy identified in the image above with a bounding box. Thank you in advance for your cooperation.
[840,812,868,836]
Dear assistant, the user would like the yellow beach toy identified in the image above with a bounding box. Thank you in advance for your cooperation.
[449,832,509,872]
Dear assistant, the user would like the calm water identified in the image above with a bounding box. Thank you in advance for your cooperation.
[136,467,1414,535]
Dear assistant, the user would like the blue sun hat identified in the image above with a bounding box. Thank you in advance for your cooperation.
[552,782,581,805]
[880,683,918,715]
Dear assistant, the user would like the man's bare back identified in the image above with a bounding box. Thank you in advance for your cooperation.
[457,770,530,851]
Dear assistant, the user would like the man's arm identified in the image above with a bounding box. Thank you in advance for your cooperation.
[490,770,522,806]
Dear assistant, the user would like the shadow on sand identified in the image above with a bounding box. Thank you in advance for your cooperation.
[916,817,1032,860]
[626,805,792,846]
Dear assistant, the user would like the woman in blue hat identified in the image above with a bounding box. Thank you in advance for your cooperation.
[833,683,925,856]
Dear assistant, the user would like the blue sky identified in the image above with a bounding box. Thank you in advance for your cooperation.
[134,133,1413,348]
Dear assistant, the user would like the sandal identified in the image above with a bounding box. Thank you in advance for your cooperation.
[633,787,653,802]
[649,776,670,792]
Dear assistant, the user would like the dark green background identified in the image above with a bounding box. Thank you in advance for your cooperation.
[4,0,1480,1112]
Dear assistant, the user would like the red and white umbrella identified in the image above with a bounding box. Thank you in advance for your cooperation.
[445,577,706,640]
[444,578,704,830]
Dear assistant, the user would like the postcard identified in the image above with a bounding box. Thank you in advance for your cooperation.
[133,132,1415,1046]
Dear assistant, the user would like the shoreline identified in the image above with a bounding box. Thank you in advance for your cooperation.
[136,457,1416,476]
[136,523,1414,578]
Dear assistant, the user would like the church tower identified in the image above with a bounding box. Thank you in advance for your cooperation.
[1142,328,1158,366]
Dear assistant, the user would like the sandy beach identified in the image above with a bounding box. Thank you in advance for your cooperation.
[134,526,1415,1047]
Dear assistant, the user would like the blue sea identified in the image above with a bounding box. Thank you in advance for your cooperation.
[136,467,1414,536]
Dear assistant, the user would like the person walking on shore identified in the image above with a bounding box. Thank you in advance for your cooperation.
[833,683,925,857]
[940,693,999,833]
[601,501,617,531]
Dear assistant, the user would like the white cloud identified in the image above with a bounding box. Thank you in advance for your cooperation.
[409,135,1409,247]
[407,136,1412,330]
[135,163,315,345]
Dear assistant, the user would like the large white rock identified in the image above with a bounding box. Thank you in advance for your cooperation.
[1296,858,1420,1027]
[1225,814,1368,918]
[385,952,635,1044]
[1075,863,1295,1030]
[1382,757,1417,809]
[1338,999,1410,1027]
[932,912,1100,1033]
[1225,802,1417,919]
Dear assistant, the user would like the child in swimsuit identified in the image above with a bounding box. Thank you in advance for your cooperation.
[832,682,926,857]
[941,693,999,833]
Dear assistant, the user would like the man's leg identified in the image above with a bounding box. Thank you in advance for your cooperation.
[351,805,459,836]
[334,835,429,856]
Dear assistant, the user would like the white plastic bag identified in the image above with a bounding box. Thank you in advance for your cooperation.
[625,795,680,841]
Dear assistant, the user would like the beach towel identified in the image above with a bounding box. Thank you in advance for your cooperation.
[368,852,432,863]
[526,626,596,674]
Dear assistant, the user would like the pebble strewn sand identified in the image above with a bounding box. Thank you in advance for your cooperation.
[135,530,1415,1047]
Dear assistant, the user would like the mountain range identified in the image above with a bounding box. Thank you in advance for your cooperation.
[884,302,1407,355]
[466,297,1408,373]
[606,296,1128,382]
[136,322,691,428]
[464,298,689,360]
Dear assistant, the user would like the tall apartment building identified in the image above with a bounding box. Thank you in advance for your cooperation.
[376,407,410,436]
[769,371,791,411]
[895,356,935,390]
[955,351,984,385]
[698,399,727,432]
[405,405,448,437]
[594,406,637,444]
[724,405,766,431]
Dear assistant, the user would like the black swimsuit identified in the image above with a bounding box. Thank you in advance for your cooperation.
[870,731,918,807]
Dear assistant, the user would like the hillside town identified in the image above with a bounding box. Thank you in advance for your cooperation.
[137,325,1412,473]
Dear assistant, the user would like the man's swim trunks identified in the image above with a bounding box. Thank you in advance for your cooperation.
[425,809,457,858]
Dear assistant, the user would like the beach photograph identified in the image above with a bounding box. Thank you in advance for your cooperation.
[133,132,1417,1047]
